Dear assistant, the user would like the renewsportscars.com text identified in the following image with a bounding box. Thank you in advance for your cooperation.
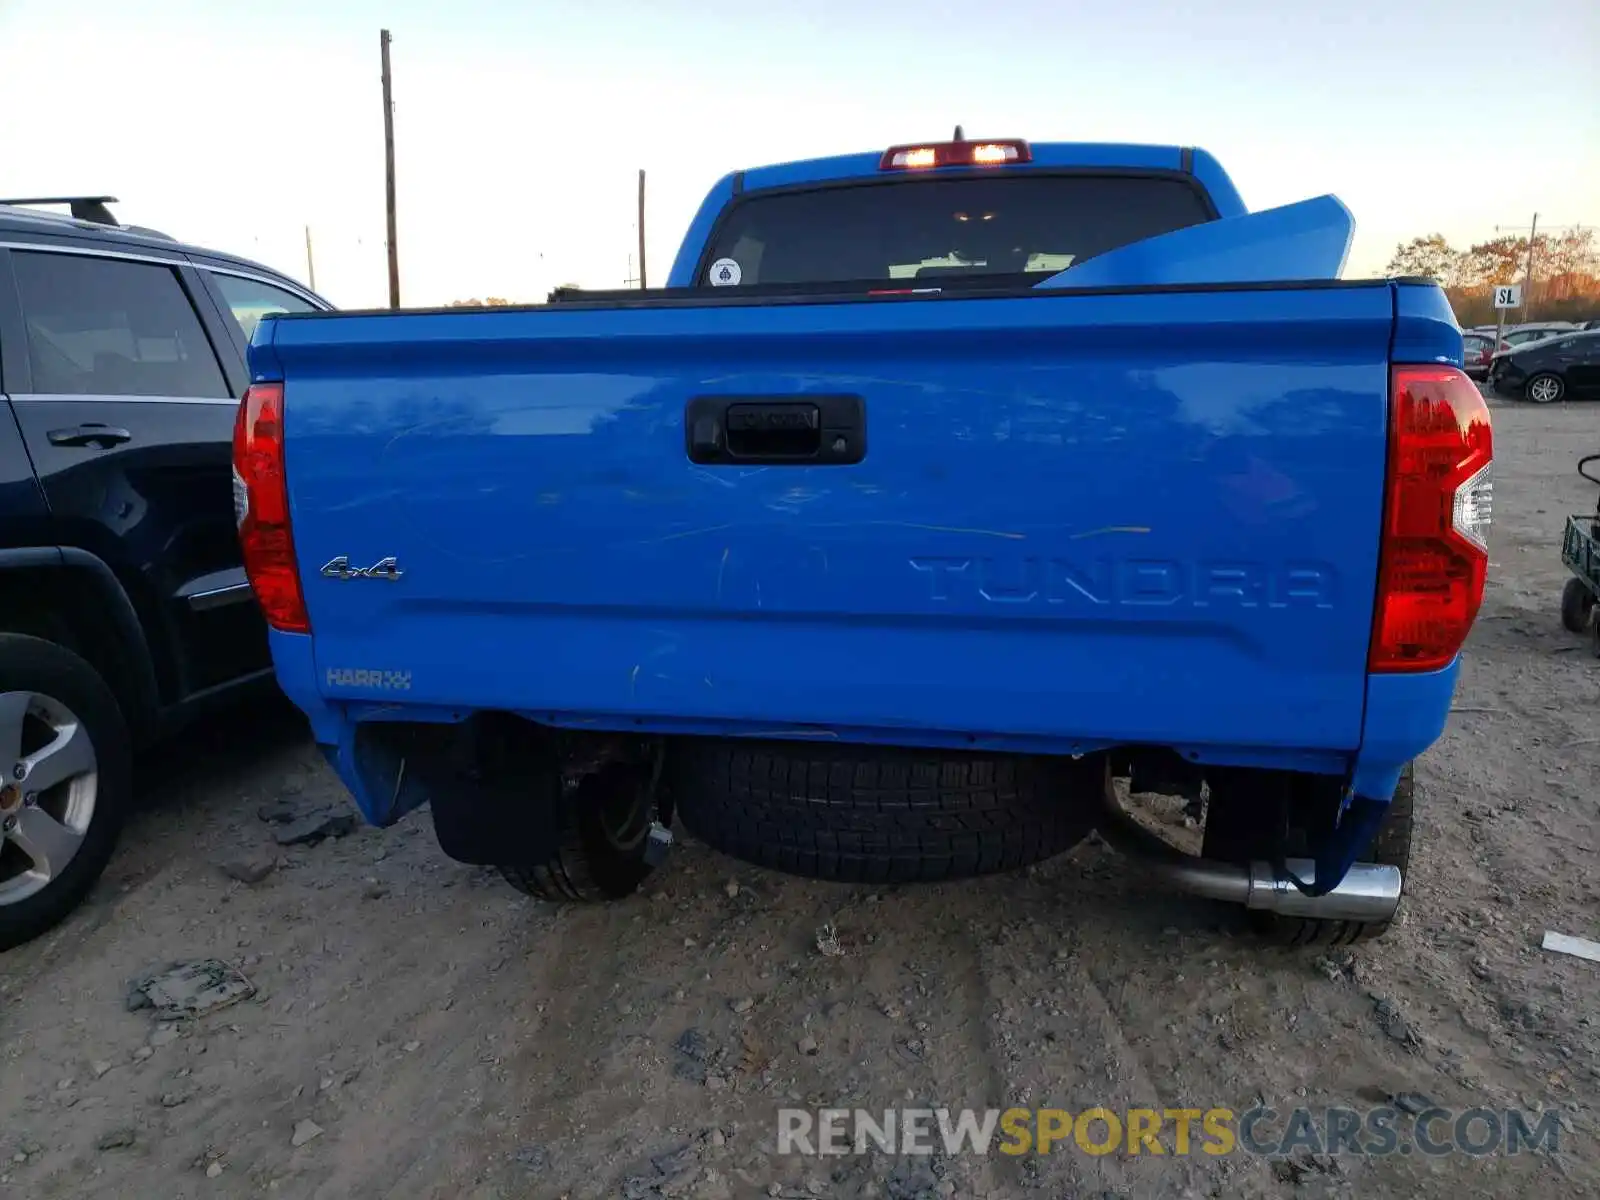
[777,1105,1564,1159]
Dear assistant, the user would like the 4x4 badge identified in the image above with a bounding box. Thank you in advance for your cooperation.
[320,555,404,582]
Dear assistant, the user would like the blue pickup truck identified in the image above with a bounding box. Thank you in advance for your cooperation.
[235,136,1492,945]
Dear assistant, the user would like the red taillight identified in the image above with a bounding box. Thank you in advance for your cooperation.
[232,381,309,634]
[1369,365,1493,673]
[879,139,1031,170]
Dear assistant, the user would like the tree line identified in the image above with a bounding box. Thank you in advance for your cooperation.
[1386,229,1599,326]
[447,288,583,307]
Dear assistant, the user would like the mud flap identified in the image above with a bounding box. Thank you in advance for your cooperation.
[424,716,565,866]
[343,716,566,866]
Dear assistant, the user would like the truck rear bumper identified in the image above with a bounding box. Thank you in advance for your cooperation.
[270,629,1459,832]
[1355,661,1459,801]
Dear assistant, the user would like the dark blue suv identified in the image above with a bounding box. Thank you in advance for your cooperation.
[0,197,333,949]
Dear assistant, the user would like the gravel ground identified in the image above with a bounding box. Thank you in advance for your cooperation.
[1,396,1596,1200]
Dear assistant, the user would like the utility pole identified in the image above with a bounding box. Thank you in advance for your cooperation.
[624,254,639,288]
[636,169,648,289]
[380,29,400,309]
[304,225,317,291]
[1522,212,1538,320]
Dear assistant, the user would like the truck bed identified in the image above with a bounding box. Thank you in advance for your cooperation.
[258,280,1401,768]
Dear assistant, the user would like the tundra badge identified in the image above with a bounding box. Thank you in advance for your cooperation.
[321,555,404,582]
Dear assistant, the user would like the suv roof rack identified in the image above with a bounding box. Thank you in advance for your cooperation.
[0,195,176,241]
[0,195,121,225]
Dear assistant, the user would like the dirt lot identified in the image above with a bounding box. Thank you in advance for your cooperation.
[1,397,1597,1200]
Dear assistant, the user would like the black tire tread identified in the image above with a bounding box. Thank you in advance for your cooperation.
[1259,766,1414,948]
[499,763,657,903]
[0,634,131,952]
[672,741,1095,884]
[499,826,610,903]
[1561,577,1595,635]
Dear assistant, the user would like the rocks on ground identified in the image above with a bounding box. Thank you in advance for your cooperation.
[259,797,357,846]
[125,961,255,1021]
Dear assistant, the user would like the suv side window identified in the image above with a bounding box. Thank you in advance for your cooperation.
[210,273,318,342]
[11,251,229,399]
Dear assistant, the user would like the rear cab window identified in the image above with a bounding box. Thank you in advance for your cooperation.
[697,174,1214,289]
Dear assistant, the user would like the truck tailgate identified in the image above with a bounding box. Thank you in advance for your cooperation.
[266,284,1393,754]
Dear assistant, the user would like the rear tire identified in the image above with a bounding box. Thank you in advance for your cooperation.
[1203,764,1414,946]
[671,740,1097,884]
[499,760,661,902]
[1525,372,1565,404]
[1561,577,1596,635]
[0,635,132,952]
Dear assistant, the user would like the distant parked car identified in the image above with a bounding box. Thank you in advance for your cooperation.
[1482,322,1581,358]
[1502,322,1578,349]
[1462,332,1496,378]
[1489,330,1600,403]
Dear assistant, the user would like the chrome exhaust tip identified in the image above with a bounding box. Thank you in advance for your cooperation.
[1238,859,1402,922]
[1096,786,1402,924]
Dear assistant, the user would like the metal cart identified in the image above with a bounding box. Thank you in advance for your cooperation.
[1560,453,1600,655]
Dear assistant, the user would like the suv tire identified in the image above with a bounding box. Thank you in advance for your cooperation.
[0,634,132,951]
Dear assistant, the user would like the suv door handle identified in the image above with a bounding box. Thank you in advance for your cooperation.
[47,424,133,449]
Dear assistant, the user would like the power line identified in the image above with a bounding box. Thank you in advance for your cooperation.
[1492,215,1588,320]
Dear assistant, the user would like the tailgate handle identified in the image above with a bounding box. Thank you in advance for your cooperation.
[685,395,865,466]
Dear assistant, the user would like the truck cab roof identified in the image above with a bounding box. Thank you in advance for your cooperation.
[666,141,1248,287]
[739,141,1242,207]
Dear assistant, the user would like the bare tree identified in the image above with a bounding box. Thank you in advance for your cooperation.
[1460,236,1529,287]
[1537,229,1600,300]
[1386,234,1463,283]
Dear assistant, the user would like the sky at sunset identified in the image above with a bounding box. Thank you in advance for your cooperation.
[2,0,1595,308]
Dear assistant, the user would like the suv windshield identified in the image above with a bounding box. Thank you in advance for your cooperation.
[698,174,1213,288]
